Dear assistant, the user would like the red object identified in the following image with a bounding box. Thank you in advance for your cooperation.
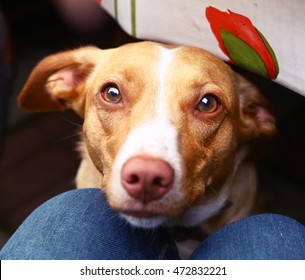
[206,6,277,79]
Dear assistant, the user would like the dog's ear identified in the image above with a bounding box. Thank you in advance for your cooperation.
[18,46,100,117]
[237,74,276,143]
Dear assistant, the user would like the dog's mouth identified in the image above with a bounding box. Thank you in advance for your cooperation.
[120,210,169,228]
[121,210,160,219]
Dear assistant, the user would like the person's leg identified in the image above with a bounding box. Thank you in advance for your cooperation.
[190,214,305,260]
[0,189,179,260]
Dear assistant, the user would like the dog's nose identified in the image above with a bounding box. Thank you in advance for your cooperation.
[121,157,174,203]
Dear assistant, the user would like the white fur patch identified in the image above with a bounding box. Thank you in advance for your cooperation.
[156,46,178,118]
[109,46,184,228]
[110,119,183,204]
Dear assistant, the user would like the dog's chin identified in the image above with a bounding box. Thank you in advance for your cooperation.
[121,212,168,229]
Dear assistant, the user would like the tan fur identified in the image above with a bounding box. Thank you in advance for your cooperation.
[18,42,276,258]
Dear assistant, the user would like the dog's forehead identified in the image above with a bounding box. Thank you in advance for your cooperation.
[160,45,236,90]
[111,42,228,69]
[108,42,235,87]
[108,42,163,68]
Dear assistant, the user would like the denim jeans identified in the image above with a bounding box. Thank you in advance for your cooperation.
[0,189,304,260]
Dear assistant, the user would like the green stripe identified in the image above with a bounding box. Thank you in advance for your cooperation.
[131,0,136,37]
[114,0,118,19]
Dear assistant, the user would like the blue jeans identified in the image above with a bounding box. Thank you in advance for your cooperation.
[0,189,304,260]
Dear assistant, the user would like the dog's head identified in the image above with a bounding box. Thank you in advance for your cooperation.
[19,42,276,228]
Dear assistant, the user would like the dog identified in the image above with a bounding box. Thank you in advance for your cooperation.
[18,41,276,257]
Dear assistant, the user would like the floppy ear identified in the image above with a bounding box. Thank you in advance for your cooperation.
[18,46,100,117]
[237,74,276,142]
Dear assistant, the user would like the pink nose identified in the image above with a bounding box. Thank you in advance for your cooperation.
[121,157,174,203]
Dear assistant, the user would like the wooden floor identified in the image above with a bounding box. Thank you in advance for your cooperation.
[0,112,81,237]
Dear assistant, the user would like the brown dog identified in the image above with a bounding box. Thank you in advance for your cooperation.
[19,42,276,257]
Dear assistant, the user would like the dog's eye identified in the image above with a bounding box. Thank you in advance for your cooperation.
[102,86,122,103]
[197,94,219,113]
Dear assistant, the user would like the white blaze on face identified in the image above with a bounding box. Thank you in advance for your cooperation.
[109,46,184,227]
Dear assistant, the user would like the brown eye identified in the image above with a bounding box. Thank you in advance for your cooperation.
[102,86,122,103]
[197,94,219,113]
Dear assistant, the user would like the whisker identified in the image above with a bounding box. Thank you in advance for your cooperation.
[207,184,218,196]
[57,131,83,142]
[106,211,122,225]
[60,115,83,128]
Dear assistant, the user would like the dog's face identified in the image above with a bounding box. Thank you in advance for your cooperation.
[19,42,275,228]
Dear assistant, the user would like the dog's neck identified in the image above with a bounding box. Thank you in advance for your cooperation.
[168,147,257,259]
[166,146,256,231]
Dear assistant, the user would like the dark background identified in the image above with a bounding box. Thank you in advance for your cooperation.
[0,0,304,247]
